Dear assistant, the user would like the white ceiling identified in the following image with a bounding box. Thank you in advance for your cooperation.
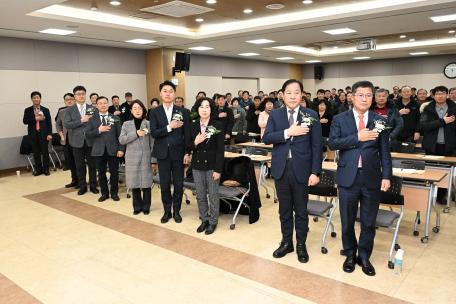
[1,0,456,63]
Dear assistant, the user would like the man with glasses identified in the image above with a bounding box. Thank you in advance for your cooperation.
[329,81,392,276]
[64,85,99,195]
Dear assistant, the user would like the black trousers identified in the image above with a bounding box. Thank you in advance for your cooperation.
[31,132,49,172]
[64,137,77,182]
[94,151,119,196]
[132,188,151,212]
[274,159,309,244]
[157,157,184,213]
[338,169,380,260]
[73,143,97,189]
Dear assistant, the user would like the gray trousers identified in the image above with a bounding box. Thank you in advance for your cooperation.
[192,169,220,225]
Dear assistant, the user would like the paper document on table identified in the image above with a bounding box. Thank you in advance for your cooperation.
[393,168,425,174]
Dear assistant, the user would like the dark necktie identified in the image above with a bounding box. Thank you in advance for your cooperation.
[288,109,295,126]
[101,115,107,126]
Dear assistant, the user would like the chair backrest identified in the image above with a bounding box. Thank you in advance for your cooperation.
[51,133,62,146]
[309,169,337,197]
[234,133,250,144]
[221,156,252,187]
[245,147,268,156]
[398,142,416,153]
[392,159,425,170]
[225,146,242,153]
[379,175,404,206]
[19,135,32,155]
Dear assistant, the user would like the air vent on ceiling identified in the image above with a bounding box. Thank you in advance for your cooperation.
[130,12,157,20]
[140,0,214,18]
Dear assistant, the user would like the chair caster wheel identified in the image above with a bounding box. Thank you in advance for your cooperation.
[331,232,337,238]
[413,230,419,236]
[321,247,328,254]
[313,217,319,222]
[229,224,235,230]
[186,200,190,205]
[266,194,270,199]
[127,194,131,198]
[421,237,428,244]
[443,207,450,214]
[388,261,394,269]
[274,199,278,204]
[432,227,440,233]
[394,244,400,251]
[340,250,345,256]
[417,219,421,224]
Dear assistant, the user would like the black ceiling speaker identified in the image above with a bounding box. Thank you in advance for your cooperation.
[173,52,191,75]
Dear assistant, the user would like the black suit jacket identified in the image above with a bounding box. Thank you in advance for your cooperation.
[23,106,52,139]
[189,119,225,173]
[215,106,234,136]
[85,113,124,156]
[149,104,190,160]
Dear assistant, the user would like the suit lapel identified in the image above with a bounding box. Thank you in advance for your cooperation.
[367,110,375,130]
[346,110,358,134]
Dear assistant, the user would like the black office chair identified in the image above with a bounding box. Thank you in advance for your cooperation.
[19,135,35,172]
[308,169,338,254]
[225,145,243,154]
[397,142,416,154]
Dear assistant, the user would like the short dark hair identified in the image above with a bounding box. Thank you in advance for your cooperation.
[90,93,99,99]
[96,96,109,103]
[352,81,374,94]
[125,92,133,97]
[159,80,176,91]
[242,90,249,95]
[281,79,303,92]
[258,90,264,94]
[226,92,232,96]
[317,89,325,94]
[325,90,331,93]
[129,99,147,120]
[111,95,119,100]
[196,91,206,98]
[231,97,240,104]
[73,85,86,94]
[253,96,261,101]
[150,98,160,105]
[417,88,428,95]
[375,88,388,95]
[63,93,74,99]
[31,91,41,99]
[434,86,448,94]
[449,87,456,94]
[214,94,225,100]
[175,96,184,102]
[263,98,274,105]
[193,97,216,116]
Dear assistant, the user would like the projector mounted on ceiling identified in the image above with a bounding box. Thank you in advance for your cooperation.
[356,38,376,51]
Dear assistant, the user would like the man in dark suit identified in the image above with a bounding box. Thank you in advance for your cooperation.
[23,91,53,176]
[119,92,134,123]
[64,85,99,195]
[85,96,125,202]
[263,79,322,263]
[150,80,191,224]
[108,95,122,116]
[329,80,392,276]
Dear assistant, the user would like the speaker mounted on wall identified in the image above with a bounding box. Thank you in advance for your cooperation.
[173,52,191,75]
[314,65,324,80]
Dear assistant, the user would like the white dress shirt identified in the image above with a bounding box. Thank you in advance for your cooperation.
[164,104,174,132]
[283,106,299,140]
[353,109,369,167]
[78,103,86,116]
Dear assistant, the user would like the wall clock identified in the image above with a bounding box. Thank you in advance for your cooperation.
[444,62,456,79]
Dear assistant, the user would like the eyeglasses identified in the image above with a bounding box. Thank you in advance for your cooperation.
[354,93,373,99]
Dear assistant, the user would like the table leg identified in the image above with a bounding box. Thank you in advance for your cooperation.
[421,184,436,244]
[443,166,454,213]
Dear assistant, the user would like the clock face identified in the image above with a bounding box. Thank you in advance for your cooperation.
[444,63,456,79]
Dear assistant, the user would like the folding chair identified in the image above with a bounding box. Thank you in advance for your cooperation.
[397,142,416,154]
[19,135,35,172]
[224,145,242,154]
[357,176,405,269]
[308,169,338,254]
[219,156,252,230]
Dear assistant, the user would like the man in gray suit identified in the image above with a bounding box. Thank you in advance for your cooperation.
[86,96,125,202]
[56,93,78,188]
[64,85,98,195]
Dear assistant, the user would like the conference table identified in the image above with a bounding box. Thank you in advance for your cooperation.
[322,162,446,243]
[391,152,456,213]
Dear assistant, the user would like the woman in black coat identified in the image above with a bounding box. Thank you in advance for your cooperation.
[189,97,225,235]
[318,100,333,138]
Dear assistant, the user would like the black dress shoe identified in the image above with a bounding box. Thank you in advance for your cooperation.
[205,224,217,235]
[173,212,182,223]
[143,210,150,215]
[77,187,87,195]
[33,170,42,176]
[296,243,309,263]
[43,171,50,176]
[197,221,209,233]
[343,255,357,273]
[90,187,99,194]
[161,212,172,224]
[273,242,294,258]
[133,210,141,215]
[111,195,120,201]
[357,257,376,276]
[98,195,109,202]
[65,181,78,188]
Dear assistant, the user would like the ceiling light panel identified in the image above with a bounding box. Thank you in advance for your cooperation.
[238,52,259,56]
[430,14,456,23]
[188,46,214,50]
[246,39,275,44]
[410,52,429,55]
[276,57,294,60]
[39,28,76,35]
[323,28,356,35]
[125,39,156,44]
